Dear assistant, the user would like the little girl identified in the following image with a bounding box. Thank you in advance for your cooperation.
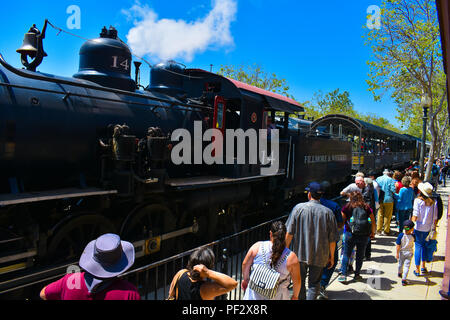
[395,220,415,286]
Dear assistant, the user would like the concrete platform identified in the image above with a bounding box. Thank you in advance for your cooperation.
[322,184,449,300]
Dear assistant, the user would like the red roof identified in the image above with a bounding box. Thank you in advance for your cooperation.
[226,78,303,108]
[186,68,303,110]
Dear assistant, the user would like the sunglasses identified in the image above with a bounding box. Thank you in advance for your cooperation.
[404,227,413,231]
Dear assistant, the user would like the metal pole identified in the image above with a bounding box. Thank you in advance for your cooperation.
[419,106,429,178]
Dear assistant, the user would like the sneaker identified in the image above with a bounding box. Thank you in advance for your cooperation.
[338,275,347,283]
[353,274,363,282]
[398,273,402,278]
[318,286,329,300]
[421,267,428,274]
[402,280,407,286]
[413,270,420,277]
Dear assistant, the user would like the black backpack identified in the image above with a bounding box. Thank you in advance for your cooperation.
[431,192,444,221]
[349,206,371,236]
[378,189,385,204]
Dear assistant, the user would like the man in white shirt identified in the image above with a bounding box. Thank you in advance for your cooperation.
[340,176,365,199]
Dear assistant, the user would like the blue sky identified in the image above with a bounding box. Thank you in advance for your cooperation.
[0,0,403,127]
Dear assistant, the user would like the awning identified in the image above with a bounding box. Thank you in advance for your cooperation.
[227,78,304,113]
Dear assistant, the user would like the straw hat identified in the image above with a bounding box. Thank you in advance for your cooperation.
[417,182,433,197]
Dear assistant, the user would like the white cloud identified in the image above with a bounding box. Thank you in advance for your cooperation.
[123,0,237,63]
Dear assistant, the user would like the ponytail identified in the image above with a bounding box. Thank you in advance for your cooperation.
[270,221,287,268]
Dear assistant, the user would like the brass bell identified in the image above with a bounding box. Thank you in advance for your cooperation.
[16,24,47,58]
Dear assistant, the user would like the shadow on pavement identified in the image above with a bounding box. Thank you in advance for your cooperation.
[370,248,391,254]
[372,236,396,246]
[364,277,396,291]
[432,255,445,262]
[370,255,397,264]
[326,288,372,300]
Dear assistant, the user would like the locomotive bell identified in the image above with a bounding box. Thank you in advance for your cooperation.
[16,24,48,58]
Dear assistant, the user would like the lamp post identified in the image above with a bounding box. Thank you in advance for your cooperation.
[419,94,431,178]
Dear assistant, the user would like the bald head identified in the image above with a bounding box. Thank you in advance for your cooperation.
[355,176,365,189]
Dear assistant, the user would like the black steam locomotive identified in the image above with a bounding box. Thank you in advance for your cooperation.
[0,21,413,276]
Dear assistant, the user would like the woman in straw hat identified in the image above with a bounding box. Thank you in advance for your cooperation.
[411,182,438,276]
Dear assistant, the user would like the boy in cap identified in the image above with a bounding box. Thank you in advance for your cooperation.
[395,220,415,286]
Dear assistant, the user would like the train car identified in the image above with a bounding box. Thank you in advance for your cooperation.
[310,114,418,174]
[0,22,352,278]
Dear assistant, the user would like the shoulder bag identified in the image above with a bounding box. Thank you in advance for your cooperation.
[248,243,289,299]
[167,269,188,300]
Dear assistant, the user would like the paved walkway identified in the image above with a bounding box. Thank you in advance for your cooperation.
[323,185,449,300]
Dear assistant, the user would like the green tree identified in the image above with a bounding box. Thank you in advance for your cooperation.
[312,89,358,117]
[364,0,448,179]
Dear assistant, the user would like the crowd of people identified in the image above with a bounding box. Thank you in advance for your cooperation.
[39,160,446,301]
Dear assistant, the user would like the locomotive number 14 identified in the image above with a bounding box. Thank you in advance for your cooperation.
[111,56,130,71]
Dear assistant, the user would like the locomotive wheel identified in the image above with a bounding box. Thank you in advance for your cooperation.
[46,215,115,264]
[120,204,177,260]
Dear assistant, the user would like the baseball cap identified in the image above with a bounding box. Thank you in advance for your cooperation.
[305,182,324,194]
[403,220,415,230]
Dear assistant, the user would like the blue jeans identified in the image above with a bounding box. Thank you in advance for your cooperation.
[321,242,339,287]
[398,209,413,232]
[414,229,430,267]
[299,262,324,300]
[340,232,369,276]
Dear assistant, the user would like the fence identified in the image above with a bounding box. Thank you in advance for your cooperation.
[1,200,345,300]
[120,214,290,300]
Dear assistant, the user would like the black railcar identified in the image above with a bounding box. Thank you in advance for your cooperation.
[0,23,352,277]
[310,114,419,174]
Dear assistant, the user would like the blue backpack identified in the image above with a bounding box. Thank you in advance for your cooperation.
[432,165,439,176]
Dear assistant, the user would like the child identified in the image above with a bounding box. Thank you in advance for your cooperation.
[395,220,415,286]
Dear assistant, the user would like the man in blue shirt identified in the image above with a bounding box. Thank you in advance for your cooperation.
[376,169,396,235]
[318,181,344,299]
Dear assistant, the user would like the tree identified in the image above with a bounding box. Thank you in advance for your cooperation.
[364,0,448,180]
[217,64,294,99]
[312,89,358,118]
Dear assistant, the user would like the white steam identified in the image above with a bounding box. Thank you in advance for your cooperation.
[123,0,237,62]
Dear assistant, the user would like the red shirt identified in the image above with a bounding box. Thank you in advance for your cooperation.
[44,272,141,300]
[395,181,403,194]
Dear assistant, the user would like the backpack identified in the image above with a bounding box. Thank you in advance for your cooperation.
[432,165,439,177]
[378,189,385,204]
[431,192,444,221]
[349,206,371,236]
[363,185,375,210]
